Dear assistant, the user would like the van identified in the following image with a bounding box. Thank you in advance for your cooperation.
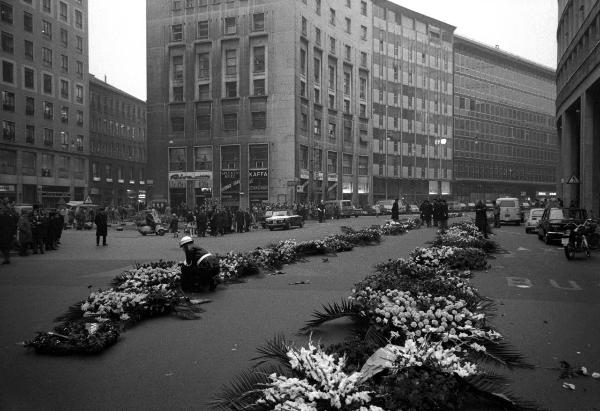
[496,197,521,225]
[324,200,354,218]
[375,199,406,215]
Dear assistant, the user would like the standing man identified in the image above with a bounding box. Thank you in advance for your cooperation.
[0,203,17,264]
[179,236,219,292]
[196,207,208,237]
[317,200,325,223]
[439,198,449,234]
[493,201,501,228]
[475,200,489,238]
[94,207,108,246]
[391,199,400,221]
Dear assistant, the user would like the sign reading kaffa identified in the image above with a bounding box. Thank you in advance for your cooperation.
[221,170,240,193]
[248,169,268,192]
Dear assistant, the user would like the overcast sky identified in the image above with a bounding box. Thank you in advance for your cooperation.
[89,0,558,102]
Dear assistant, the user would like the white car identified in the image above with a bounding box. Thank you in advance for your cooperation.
[524,208,544,233]
[265,210,304,230]
[409,204,420,214]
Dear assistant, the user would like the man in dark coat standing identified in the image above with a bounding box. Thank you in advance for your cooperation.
[0,204,17,264]
[196,208,208,237]
[391,199,400,221]
[439,198,449,233]
[420,199,433,227]
[94,207,108,246]
[475,200,489,238]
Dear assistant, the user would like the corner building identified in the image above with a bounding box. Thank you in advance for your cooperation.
[88,76,147,207]
[453,36,558,203]
[371,0,455,203]
[146,0,373,209]
[556,0,600,217]
[1,0,89,207]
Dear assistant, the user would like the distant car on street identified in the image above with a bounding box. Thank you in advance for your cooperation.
[361,205,379,216]
[265,210,304,231]
[524,208,544,234]
[537,207,587,244]
[467,202,476,211]
[408,204,420,214]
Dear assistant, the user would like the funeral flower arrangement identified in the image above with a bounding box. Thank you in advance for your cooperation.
[25,221,421,356]
[215,222,535,410]
[430,222,499,253]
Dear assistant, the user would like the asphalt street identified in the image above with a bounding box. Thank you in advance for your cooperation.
[0,215,598,410]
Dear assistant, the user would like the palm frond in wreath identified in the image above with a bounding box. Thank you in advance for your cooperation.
[251,333,293,368]
[472,339,534,369]
[299,299,358,333]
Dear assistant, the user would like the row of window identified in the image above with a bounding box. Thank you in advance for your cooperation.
[454,138,557,163]
[90,92,145,120]
[299,144,369,175]
[91,163,144,183]
[90,117,145,141]
[2,65,84,105]
[167,145,268,173]
[301,20,370,65]
[300,0,368,19]
[171,12,264,43]
[454,117,555,146]
[174,111,266,132]
[2,120,83,151]
[456,95,554,128]
[0,148,85,179]
[91,140,146,163]
[454,161,555,182]
[1,39,84,74]
[372,162,450,180]
[2,91,84,126]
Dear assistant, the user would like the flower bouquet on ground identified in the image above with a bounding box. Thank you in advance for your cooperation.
[430,223,499,253]
[217,251,260,283]
[409,246,489,271]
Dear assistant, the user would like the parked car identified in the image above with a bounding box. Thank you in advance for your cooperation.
[524,208,544,234]
[258,210,273,228]
[362,205,379,216]
[408,204,420,214]
[324,200,354,218]
[375,199,400,215]
[496,197,521,225]
[537,207,587,244]
[521,202,531,209]
[351,206,364,217]
[485,201,495,210]
[265,210,304,230]
[447,201,462,211]
[467,202,476,211]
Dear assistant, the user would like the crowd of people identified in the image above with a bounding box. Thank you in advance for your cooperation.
[0,201,65,265]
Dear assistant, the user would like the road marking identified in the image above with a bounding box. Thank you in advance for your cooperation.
[549,280,582,291]
[517,247,530,251]
[506,277,532,288]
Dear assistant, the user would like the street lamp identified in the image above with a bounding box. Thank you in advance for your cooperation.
[435,138,447,195]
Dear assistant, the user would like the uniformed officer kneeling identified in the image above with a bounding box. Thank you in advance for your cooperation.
[179,236,219,292]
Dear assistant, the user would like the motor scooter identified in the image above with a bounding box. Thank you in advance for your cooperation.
[138,214,167,236]
[563,219,596,260]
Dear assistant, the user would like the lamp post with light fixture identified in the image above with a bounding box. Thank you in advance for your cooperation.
[435,138,447,195]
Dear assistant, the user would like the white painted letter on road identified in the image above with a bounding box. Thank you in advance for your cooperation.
[549,280,582,291]
[506,277,532,288]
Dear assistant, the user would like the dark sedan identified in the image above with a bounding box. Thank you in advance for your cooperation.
[265,210,304,230]
[537,207,587,244]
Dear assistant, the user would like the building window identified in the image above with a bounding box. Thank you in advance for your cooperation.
[343,153,352,174]
[2,120,14,141]
[42,0,51,13]
[76,135,83,151]
[197,20,208,38]
[172,24,183,42]
[343,122,352,141]
[225,81,237,98]
[26,125,35,144]
[172,55,183,80]
[24,12,33,32]
[223,113,237,130]
[24,67,34,89]
[314,87,320,103]
[61,55,68,73]
[328,122,336,140]
[42,47,52,67]
[253,46,265,73]
[329,8,336,25]
[75,9,83,29]
[345,17,351,33]
[360,51,367,66]
[1,2,13,24]
[43,128,53,146]
[43,74,53,94]
[301,16,307,36]
[60,131,69,148]
[251,111,266,129]
[328,65,335,89]
[76,36,83,53]
[198,84,210,100]
[360,25,367,40]
[343,99,350,114]
[1,31,13,54]
[169,147,186,171]
[25,96,34,115]
[253,13,264,31]
[224,17,236,35]
[315,0,321,14]
[315,27,321,45]
[225,49,237,75]
[194,146,212,170]
[40,153,53,177]
[343,72,350,95]
[75,84,83,103]
[24,40,33,60]
[172,0,182,10]
[359,76,366,99]
[361,1,367,16]
[359,103,366,117]
[253,79,265,96]
[76,61,83,77]
[197,114,211,131]
[330,37,336,54]
[327,151,337,173]
[328,93,335,109]
[197,53,209,79]
[59,2,68,21]
[314,118,321,137]
[345,45,351,60]
[77,110,83,126]
[314,57,321,83]
[171,117,184,132]
[300,49,307,76]
[42,20,52,39]
[60,106,68,122]
[172,86,183,102]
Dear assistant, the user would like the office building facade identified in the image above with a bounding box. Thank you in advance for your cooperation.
[371,0,455,203]
[556,0,600,217]
[146,0,373,209]
[88,75,147,207]
[1,0,89,207]
[453,36,558,203]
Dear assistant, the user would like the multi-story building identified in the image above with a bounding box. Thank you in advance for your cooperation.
[371,0,455,203]
[453,36,558,203]
[1,0,89,207]
[556,0,600,217]
[88,75,147,207]
[146,0,373,209]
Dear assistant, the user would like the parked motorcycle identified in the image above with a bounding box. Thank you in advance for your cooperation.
[563,219,597,260]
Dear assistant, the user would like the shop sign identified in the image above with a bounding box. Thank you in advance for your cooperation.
[313,171,323,181]
[300,169,309,179]
[221,170,240,193]
[0,185,15,192]
[169,179,186,188]
[327,173,338,182]
[169,171,212,180]
[90,188,100,195]
[249,169,268,192]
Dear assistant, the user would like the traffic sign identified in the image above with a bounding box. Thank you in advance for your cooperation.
[567,174,580,184]
[84,195,93,204]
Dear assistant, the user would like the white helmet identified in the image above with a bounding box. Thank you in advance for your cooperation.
[179,236,193,247]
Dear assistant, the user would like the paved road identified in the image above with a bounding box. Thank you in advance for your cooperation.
[1,216,598,410]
